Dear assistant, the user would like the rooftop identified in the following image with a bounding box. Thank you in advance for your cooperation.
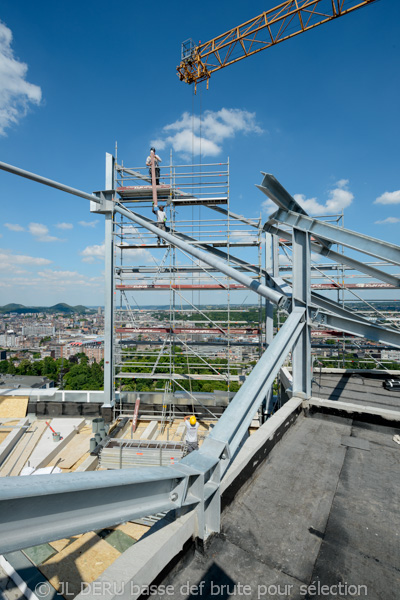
[149,409,400,599]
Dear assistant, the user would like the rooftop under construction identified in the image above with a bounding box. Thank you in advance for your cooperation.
[0,1,399,599]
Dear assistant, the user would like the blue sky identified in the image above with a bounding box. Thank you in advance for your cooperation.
[0,0,399,306]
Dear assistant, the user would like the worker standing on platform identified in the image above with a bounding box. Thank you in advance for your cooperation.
[184,415,199,453]
[152,205,167,245]
[146,147,162,186]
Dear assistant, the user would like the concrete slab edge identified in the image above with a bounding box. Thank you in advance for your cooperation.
[76,397,304,600]
[306,397,400,422]
[220,396,303,495]
[0,419,29,466]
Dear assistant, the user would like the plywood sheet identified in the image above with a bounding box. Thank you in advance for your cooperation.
[0,396,28,418]
[39,532,120,598]
[49,537,80,553]
[0,420,47,476]
[117,522,149,541]
[48,430,91,470]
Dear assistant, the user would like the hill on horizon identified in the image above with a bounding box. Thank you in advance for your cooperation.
[0,303,89,315]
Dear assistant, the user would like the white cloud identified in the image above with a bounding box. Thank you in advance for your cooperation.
[80,243,105,263]
[37,269,103,287]
[2,269,102,291]
[230,230,259,244]
[375,217,400,225]
[80,241,153,265]
[118,243,154,264]
[0,21,42,135]
[336,179,349,189]
[294,186,354,215]
[374,190,400,205]
[262,180,354,217]
[261,199,278,215]
[0,249,51,269]
[79,220,98,228]
[4,223,24,231]
[152,108,263,158]
[56,222,73,230]
[29,222,63,242]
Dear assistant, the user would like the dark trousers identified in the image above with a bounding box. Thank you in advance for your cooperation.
[186,441,199,454]
[149,167,160,186]
[156,222,166,244]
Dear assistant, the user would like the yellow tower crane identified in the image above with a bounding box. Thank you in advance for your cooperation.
[177,0,379,90]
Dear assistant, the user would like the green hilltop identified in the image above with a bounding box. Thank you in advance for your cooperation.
[0,303,89,315]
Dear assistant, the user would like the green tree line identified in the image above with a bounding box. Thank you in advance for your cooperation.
[0,353,104,390]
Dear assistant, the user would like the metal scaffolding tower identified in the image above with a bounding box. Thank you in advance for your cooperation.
[111,154,265,412]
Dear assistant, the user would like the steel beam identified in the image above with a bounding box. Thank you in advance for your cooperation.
[101,154,115,407]
[292,229,311,399]
[0,466,193,553]
[0,161,100,204]
[209,205,260,228]
[114,204,290,308]
[257,173,331,250]
[129,210,292,298]
[313,311,400,348]
[200,308,305,463]
[267,223,400,287]
[270,209,400,265]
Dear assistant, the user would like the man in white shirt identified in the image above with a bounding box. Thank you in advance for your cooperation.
[152,205,167,245]
[184,415,199,453]
[146,147,162,185]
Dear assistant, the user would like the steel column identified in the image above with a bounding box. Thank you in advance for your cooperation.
[101,154,115,407]
[263,232,277,421]
[292,228,311,399]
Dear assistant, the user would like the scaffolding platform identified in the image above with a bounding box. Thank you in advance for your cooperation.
[115,326,260,334]
[117,185,228,206]
[116,240,257,249]
[115,284,254,291]
[115,373,238,381]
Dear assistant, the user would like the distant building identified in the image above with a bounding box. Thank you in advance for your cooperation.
[22,325,55,337]
[0,375,54,390]
[381,349,400,362]
[0,332,23,348]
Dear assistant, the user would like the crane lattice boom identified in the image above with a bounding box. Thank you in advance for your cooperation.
[177,0,378,87]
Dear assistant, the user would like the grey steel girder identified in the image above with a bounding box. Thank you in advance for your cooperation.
[256,173,331,250]
[128,210,292,299]
[209,205,261,228]
[114,204,290,309]
[269,209,400,265]
[0,310,305,553]
[312,310,400,348]
[266,222,400,288]
[199,307,305,465]
[257,173,308,215]
[0,160,101,204]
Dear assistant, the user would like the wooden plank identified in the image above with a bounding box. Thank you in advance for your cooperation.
[0,420,48,476]
[0,396,28,418]
[0,418,29,466]
[29,418,85,469]
[48,430,91,470]
[39,532,120,598]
